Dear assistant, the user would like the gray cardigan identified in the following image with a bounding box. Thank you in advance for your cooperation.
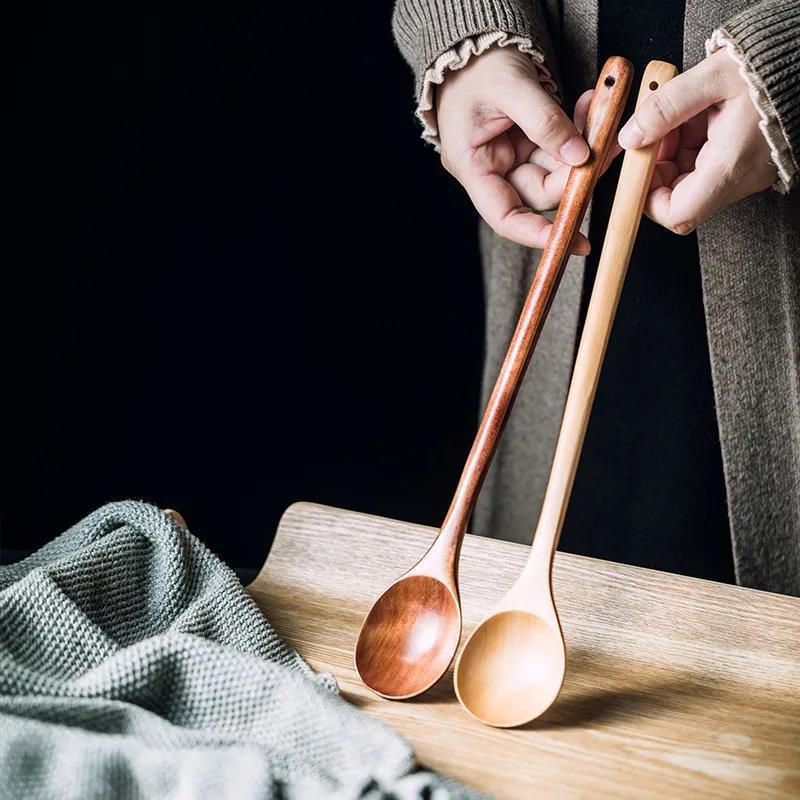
[392,0,800,596]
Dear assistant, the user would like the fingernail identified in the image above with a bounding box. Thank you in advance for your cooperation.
[618,119,644,149]
[560,135,590,165]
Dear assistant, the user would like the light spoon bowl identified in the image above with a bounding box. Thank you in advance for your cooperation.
[455,609,565,728]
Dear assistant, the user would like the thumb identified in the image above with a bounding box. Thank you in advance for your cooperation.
[618,59,722,149]
[499,79,590,166]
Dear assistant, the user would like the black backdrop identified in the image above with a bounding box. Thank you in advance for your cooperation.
[3,2,485,568]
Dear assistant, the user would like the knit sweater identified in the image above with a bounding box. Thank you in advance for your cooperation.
[390,0,800,596]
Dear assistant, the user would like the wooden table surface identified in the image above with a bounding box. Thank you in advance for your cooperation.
[247,502,800,799]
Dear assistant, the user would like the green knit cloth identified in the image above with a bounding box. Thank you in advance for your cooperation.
[0,501,487,799]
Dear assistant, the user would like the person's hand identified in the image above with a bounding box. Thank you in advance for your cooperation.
[436,45,594,253]
[618,49,777,234]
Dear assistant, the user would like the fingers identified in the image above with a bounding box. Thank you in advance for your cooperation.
[645,148,732,234]
[460,168,590,253]
[506,126,537,168]
[502,90,601,213]
[650,159,680,191]
[655,127,680,162]
[463,169,550,246]
[573,90,593,134]
[507,162,569,211]
[499,81,590,166]
[618,59,723,149]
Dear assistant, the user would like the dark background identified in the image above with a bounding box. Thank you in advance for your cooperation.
[3,1,485,568]
[4,2,736,584]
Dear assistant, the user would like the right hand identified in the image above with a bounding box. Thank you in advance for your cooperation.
[436,45,593,253]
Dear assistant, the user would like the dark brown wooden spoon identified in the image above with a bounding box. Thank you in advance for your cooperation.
[355,56,633,700]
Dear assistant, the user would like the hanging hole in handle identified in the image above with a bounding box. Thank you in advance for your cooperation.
[649,81,659,90]
[604,75,615,87]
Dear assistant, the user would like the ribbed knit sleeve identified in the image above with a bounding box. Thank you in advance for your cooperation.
[707,0,800,192]
[392,1,557,147]
[392,1,547,98]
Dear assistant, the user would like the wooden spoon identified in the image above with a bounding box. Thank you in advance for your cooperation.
[454,60,678,727]
[354,56,633,700]
[164,508,188,529]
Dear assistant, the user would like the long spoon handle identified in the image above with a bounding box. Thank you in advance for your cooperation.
[527,61,679,571]
[438,57,633,550]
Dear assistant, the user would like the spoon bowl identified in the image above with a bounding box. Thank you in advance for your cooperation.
[355,574,461,699]
[455,609,565,727]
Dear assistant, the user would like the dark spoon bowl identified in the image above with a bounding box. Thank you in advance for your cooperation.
[354,574,461,699]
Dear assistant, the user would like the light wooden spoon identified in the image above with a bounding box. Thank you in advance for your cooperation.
[354,57,633,700]
[454,61,678,728]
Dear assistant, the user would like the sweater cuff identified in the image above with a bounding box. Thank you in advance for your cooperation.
[417,32,557,149]
[392,1,544,96]
[706,1,800,193]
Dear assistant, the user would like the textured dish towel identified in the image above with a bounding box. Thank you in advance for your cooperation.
[0,501,488,800]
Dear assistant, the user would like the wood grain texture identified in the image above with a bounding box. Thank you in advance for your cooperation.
[355,573,461,698]
[247,503,800,800]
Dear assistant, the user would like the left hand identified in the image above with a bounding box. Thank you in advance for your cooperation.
[618,49,777,235]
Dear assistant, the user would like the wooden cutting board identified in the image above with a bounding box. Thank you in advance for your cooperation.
[246,502,800,799]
